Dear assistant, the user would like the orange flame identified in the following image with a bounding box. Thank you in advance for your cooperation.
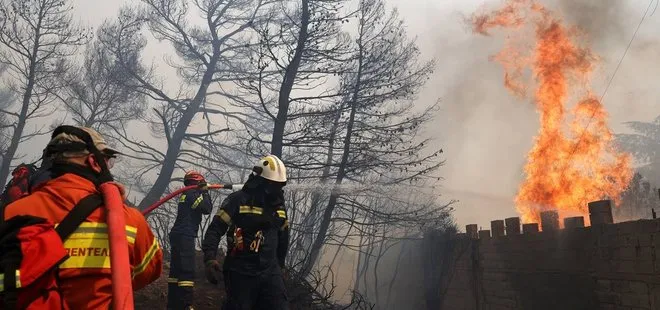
[472,0,633,224]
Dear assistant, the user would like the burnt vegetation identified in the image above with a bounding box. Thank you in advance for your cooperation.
[2,0,659,308]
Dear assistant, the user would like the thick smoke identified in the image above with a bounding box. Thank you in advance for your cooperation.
[326,1,660,308]
[415,0,660,228]
[422,5,540,226]
[363,2,660,306]
[554,0,634,46]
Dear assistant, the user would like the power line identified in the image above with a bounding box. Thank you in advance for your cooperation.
[599,0,653,105]
[651,0,659,16]
[564,0,653,165]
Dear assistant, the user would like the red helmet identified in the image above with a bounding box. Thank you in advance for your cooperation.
[184,171,205,183]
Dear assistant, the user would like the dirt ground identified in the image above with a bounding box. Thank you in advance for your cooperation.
[134,252,225,310]
[134,251,323,310]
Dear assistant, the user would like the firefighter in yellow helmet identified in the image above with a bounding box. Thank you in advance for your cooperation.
[202,155,290,310]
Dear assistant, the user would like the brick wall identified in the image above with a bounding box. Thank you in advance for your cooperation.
[437,212,660,309]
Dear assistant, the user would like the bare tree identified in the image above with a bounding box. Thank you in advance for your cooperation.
[0,64,14,159]
[97,0,276,209]
[62,39,146,133]
[384,241,409,308]
[266,0,351,157]
[0,0,89,185]
[298,0,442,277]
[616,172,658,221]
[229,1,351,257]
[0,90,13,159]
[229,0,352,163]
[617,116,660,186]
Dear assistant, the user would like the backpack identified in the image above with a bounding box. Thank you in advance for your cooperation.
[0,164,39,205]
[0,194,103,309]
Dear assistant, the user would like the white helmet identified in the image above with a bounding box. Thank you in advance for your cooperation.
[252,154,287,183]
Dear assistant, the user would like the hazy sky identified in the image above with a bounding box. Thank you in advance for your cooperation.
[66,0,660,229]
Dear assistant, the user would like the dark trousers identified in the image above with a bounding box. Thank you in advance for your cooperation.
[222,269,289,310]
[167,234,196,310]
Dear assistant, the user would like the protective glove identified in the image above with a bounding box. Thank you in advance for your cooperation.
[205,260,221,284]
[198,180,208,191]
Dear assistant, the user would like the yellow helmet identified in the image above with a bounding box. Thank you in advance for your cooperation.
[252,154,287,183]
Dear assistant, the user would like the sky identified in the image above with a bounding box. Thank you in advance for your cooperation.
[62,0,660,229]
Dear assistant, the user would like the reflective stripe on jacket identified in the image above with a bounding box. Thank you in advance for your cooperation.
[3,173,163,310]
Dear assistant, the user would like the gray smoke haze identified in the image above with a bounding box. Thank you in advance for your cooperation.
[370,1,660,304]
[555,0,634,46]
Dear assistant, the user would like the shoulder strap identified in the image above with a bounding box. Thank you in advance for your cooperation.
[55,194,104,240]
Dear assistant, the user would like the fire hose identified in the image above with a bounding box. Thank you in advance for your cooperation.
[141,183,243,216]
[101,183,241,310]
[100,182,134,310]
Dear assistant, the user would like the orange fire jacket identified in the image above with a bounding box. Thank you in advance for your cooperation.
[3,173,163,309]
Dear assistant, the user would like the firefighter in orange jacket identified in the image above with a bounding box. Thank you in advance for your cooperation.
[2,126,163,309]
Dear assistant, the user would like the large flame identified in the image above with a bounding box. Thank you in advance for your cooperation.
[472,0,633,224]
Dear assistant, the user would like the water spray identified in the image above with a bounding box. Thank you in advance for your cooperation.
[141,182,443,216]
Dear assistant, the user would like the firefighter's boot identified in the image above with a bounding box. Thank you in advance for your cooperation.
[167,278,180,310]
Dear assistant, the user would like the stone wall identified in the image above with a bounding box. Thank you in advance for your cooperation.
[437,202,660,310]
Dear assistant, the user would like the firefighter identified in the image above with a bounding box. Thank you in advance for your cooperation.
[167,171,213,310]
[1,148,61,212]
[27,147,55,191]
[2,125,163,309]
[202,154,290,310]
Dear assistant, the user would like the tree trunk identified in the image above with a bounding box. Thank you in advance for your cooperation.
[0,19,42,186]
[0,78,34,187]
[323,206,357,281]
[296,102,343,259]
[270,0,310,157]
[373,230,387,308]
[354,229,366,292]
[361,231,376,301]
[300,45,363,276]
[138,60,217,210]
[385,242,408,309]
